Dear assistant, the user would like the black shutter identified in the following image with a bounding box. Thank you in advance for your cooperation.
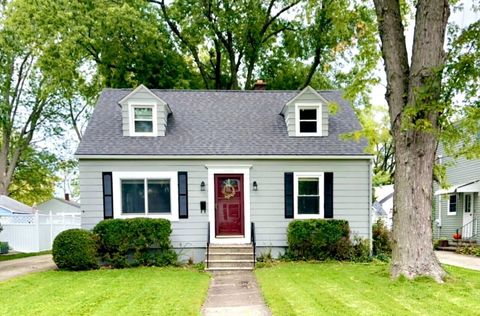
[324,172,334,218]
[102,172,113,219]
[178,172,188,219]
[284,172,294,218]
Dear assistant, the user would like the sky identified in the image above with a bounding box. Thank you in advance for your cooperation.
[369,0,480,108]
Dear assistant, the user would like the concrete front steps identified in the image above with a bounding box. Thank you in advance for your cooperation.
[205,244,255,271]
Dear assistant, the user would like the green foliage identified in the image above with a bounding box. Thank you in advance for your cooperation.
[351,236,371,262]
[52,229,99,271]
[257,248,274,263]
[456,245,480,257]
[93,218,177,268]
[372,219,392,257]
[8,146,59,205]
[286,219,369,261]
[0,241,9,254]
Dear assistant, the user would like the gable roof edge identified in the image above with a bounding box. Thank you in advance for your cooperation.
[118,84,172,114]
[281,86,331,114]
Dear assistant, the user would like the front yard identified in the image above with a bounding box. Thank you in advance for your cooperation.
[255,262,480,316]
[0,267,209,316]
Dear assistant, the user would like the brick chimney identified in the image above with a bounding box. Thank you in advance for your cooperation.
[64,193,70,201]
[253,79,267,90]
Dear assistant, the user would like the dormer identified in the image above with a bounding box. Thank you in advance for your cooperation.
[281,86,329,137]
[118,85,171,137]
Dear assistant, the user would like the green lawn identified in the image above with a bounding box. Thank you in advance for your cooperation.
[255,262,480,316]
[0,250,51,262]
[0,267,210,316]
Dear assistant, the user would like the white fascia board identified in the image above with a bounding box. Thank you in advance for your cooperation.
[75,154,375,160]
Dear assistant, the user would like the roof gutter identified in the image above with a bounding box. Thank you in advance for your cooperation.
[74,154,374,160]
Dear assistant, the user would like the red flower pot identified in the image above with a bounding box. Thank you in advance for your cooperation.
[453,233,462,240]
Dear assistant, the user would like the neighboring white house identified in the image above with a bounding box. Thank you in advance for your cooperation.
[0,195,36,215]
[36,195,81,215]
[372,185,393,229]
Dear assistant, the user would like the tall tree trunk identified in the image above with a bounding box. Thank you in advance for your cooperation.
[0,138,9,196]
[374,0,449,281]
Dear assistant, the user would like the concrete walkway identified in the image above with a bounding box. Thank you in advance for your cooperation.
[202,271,271,316]
[436,251,480,271]
[0,254,56,282]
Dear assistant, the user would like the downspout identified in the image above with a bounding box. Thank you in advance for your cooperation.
[368,159,373,255]
[437,195,442,239]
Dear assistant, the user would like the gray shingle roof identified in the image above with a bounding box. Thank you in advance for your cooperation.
[75,89,368,156]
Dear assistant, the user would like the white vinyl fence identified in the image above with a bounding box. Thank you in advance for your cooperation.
[0,213,81,253]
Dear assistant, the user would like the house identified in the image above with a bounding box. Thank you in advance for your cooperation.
[434,154,480,242]
[0,195,36,215]
[75,84,373,264]
[372,184,393,229]
[36,194,81,215]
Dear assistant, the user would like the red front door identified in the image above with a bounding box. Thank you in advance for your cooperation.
[215,174,244,237]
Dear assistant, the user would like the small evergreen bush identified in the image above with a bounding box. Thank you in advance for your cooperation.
[372,219,391,257]
[52,229,98,270]
[93,218,177,268]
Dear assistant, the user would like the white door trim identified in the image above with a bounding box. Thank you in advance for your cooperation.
[463,193,474,237]
[207,166,251,244]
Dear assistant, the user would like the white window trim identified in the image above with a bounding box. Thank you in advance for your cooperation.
[294,172,324,219]
[128,102,158,137]
[447,194,457,216]
[207,166,251,244]
[295,103,323,136]
[112,171,178,221]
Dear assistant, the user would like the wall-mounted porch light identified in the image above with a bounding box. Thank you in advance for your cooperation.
[200,181,206,191]
[253,181,258,191]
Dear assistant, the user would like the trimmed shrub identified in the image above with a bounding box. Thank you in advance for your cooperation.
[53,229,98,270]
[93,218,177,268]
[372,219,391,256]
[0,241,8,254]
[286,219,351,260]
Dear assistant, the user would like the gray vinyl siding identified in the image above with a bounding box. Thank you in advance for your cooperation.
[433,154,480,242]
[120,90,167,136]
[284,89,329,137]
[79,159,370,254]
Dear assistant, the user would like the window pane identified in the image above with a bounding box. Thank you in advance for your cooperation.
[298,196,319,214]
[299,178,319,195]
[135,121,153,133]
[300,109,316,120]
[449,195,457,213]
[122,180,145,213]
[465,195,471,212]
[300,121,317,133]
[134,108,152,120]
[148,179,171,213]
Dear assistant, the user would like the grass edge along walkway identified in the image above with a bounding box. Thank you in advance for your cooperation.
[0,266,210,316]
[255,262,480,316]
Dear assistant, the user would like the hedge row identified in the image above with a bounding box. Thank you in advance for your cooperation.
[52,218,177,270]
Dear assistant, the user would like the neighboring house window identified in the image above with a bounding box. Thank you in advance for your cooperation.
[448,194,457,215]
[129,104,157,136]
[295,104,322,136]
[294,172,324,218]
[112,172,178,220]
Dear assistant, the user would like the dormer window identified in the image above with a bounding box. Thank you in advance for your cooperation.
[295,104,322,136]
[129,104,157,136]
